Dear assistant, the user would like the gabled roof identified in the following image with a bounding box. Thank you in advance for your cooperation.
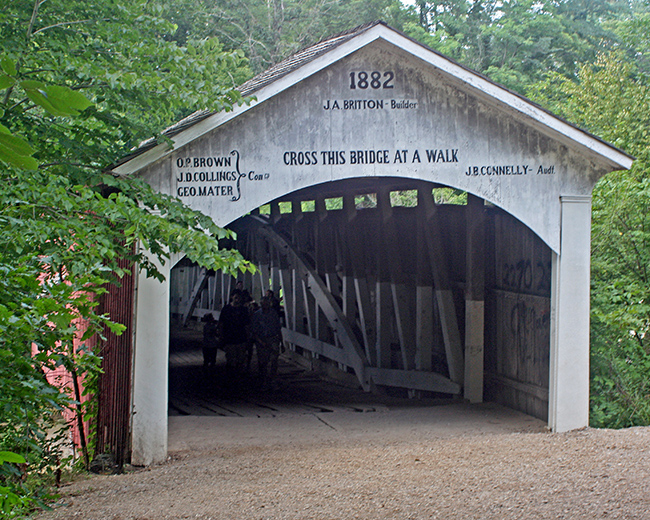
[115,22,382,167]
[112,21,633,175]
[238,21,381,97]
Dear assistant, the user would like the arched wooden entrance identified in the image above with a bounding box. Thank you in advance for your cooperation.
[172,178,551,419]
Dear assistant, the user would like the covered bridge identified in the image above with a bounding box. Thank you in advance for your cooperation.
[108,22,632,465]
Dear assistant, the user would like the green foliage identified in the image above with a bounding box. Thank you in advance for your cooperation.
[590,169,650,428]
[606,9,650,75]
[590,296,650,428]
[530,51,650,428]
[0,451,39,517]
[403,0,627,93]
[432,187,467,205]
[159,0,412,74]
[0,0,254,515]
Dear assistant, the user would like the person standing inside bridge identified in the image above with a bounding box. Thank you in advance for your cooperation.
[265,289,284,326]
[251,295,283,387]
[235,280,252,306]
[202,313,219,370]
[218,290,250,375]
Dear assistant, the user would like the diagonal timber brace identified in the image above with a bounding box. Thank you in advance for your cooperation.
[182,267,209,327]
[250,216,373,391]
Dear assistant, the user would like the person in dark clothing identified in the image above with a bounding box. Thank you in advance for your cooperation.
[218,291,250,373]
[235,280,252,305]
[265,289,285,326]
[202,313,219,368]
[250,296,283,386]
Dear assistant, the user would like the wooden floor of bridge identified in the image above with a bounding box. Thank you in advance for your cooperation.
[169,325,453,418]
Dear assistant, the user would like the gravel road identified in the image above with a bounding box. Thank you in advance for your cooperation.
[36,402,650,520]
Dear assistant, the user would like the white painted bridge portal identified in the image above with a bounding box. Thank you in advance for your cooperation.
[111,22,632,465]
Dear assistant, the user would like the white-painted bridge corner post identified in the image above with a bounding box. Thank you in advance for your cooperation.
[131,251,171,465]
[549,195,592,432]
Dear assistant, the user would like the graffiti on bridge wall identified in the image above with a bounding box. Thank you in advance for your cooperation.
[501,259,552,295]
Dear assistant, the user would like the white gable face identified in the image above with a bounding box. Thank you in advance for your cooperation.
[129,31,630,254]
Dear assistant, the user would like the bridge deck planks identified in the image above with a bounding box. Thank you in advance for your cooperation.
[168,343,450,418]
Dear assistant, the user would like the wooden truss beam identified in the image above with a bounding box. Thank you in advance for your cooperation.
[250,216,373,391]
[182,267,209,327]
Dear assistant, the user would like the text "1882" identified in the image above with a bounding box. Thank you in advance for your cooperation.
[350,71,394,89]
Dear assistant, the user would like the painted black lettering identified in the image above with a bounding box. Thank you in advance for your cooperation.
[349,71,395,89]
[370,71,381,89]
[383,71,394,89]
[357,71,369,89]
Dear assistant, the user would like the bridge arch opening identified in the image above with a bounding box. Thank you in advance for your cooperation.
[169,176,551,421]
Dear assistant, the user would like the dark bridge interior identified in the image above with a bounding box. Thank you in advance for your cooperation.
[168,323,454,418]
[168,178,551,421]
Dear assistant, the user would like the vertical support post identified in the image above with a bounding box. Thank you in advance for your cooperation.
[270,200,281,224]
[213,271,222,311]
[420,191,464,384]
[392,284,416,370]
[342,192,376,364]
[549,195,592,432]
[416,188,434,372]
[221,274,232,308]
[464,194,485,403]
[415,286,434,371]
[341,194,357,320]
[279,267,293,322]
[250,236,263,301]
[375,188,394,369]
[291,269,306,333]
[355,278,377,365]
[301,275,315,337]
[292,198,303,222]
[131,252,170,466]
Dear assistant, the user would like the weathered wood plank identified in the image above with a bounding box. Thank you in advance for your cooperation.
[367,367,461,395]
[282,328,349,367]
[392,282,416,370]
[415,285,434,371]
[375,280,393,369]
[464,194,486,403]
[484,372,549,402]
[182,268,209,326]
[355,277,376,365]
[419,190,465,385]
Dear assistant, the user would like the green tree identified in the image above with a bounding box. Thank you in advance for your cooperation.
[0,0,253,514]
[159,0,413,74]
[404,0,629,93]
[530,53,650,428]
[606,7,650,74]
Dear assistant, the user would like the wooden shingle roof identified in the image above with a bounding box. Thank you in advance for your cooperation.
[132,22,382,151]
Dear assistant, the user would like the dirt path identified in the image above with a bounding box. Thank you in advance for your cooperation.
[36,403,650,520]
